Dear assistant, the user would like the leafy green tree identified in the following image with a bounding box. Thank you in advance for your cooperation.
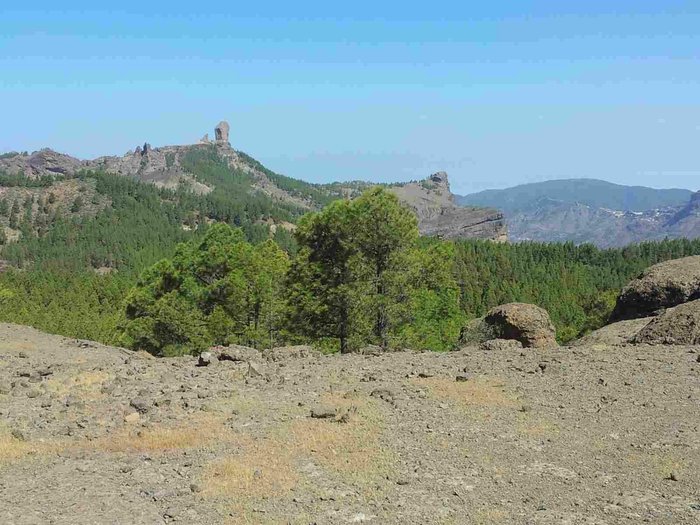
[352,187,419,348]
[286,199,366,353]
[122,223,288,354]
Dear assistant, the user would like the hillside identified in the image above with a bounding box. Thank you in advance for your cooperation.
[0,121,505,249]
[1,322,698,524]
[457,178,693,213]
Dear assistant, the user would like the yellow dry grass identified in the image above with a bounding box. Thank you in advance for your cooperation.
[202,391,394,520]
[44,370,111,400]
[414,376,519,410]
[0,414,229,464]
[87,414,229,454]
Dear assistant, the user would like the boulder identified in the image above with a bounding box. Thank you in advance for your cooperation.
[632,300,700,345]
[571,317,652,347]
[610,256,700,321]
[484,303,558,348]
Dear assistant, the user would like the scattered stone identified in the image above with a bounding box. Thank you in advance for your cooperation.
[190,483,202,493]
[247,361,264,378]
[310,406,336,419]
[197,352,213,367]
[18,351,28,359]
[370,388,396,405]
[124,412,140,423]
[455,374,469,382]
[26,389,41,398]
[11,429,26,441]
[129,398,150,414]
[480,339,524,352]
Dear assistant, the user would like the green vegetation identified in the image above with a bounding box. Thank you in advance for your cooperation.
[122,224,288,356]
[1,149,700,354]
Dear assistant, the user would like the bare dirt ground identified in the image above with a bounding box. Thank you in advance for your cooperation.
[0,322,699,524]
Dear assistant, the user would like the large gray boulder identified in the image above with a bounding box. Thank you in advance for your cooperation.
[632,300,700,345]
[484,303,557,348]
[610,256,700,321]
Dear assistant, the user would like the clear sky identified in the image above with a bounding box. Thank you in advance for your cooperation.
[2,1,699,194]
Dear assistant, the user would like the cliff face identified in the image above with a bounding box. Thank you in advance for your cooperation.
[390,172,507,241]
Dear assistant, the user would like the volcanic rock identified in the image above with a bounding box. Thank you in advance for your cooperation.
[610,256,700,321]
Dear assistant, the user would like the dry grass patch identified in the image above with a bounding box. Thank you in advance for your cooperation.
[202,391,394,518]
[0,425,63,463]
[88,415,229,454]
[44,370,111,400]
[415,376,519,410]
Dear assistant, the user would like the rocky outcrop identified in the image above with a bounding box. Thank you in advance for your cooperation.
[610,256,700,321]
[0,149,84,179]
[460,303,557,348]
[632,300,700,345]
[572,318,652,347]
[215,121,230,143]
[484,303,558,348]
[390,172,507,241]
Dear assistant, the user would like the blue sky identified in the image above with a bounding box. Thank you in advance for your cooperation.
[1,2,699,194]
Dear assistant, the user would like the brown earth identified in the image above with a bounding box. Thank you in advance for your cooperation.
[0,322,699,524]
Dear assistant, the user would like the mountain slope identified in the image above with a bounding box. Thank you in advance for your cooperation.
[457,178,693,213]
[0,121,506,256]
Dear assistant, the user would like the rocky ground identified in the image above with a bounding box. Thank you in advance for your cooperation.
[0,322,699,525]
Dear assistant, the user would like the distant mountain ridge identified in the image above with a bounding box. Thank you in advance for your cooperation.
[457,178,699,248]
[458,178,693,213]
[0,121,507,247]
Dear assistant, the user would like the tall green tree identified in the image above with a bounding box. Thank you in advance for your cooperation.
[286,199,365,353]
[352,187,419,348]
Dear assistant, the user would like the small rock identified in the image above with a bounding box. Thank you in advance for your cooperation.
[130,398,150,414]
[190,483,202,493]
[310,406,336,419]
[11,429,26,441]
[247,361,264,378]
[0,382,11,395]
[197,352,213,367]
[455,374,469,382]
[18,351,28,358]
[124,412,140,423]
[26,389,41,398]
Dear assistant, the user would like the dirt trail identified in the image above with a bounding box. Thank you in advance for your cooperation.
[0,323,698,524]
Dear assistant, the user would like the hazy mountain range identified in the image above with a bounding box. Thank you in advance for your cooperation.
[457,179,700,248]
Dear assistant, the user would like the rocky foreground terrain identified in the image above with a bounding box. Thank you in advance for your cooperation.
[1,322,698,524]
